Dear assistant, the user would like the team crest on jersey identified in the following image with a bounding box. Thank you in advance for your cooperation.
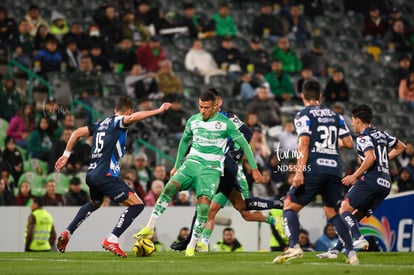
[359,137,367,143]
[296,121,302,127]
[215,121,222,129]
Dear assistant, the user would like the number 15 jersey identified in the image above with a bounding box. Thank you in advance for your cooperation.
[294,105,351,177]
[87,115,128,177]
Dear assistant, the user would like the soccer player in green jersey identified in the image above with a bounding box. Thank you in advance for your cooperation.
[133,91,263,256]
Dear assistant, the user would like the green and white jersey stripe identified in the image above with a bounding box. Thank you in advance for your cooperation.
[184,112,243,170]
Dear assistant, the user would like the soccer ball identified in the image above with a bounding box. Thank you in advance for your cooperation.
[133,238,155,257]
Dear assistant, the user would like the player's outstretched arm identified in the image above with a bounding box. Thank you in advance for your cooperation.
[339,135,353,149]
[235,136,264,183]
[388,140,406,160]
[123,103,171,126]
[55,126,90,172]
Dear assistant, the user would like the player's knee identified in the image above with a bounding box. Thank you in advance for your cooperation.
[163,182,178,198]
[196,203,210,217]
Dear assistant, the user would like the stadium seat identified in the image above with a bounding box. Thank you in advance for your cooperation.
[172,60,185,72]
[45,172,70,194]
[372,114,386,127]
[23,158,48,176]
[0,118,9,151]
[371,102,390,113]
[180,72,204,87]
[18,172,45,197]
[174,36,193,50]
[183,86,202,98]
[387,115,411,126]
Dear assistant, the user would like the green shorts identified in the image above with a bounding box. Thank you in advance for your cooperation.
[212,164,250,206]
[171,160,221,200]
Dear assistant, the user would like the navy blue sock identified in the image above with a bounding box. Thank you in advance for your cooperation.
[188,211,197,238]
[341,211,361,240]
[330,214,353,251]
[245,197,275,210]
[283,209,299,248]
[112,204,144,237]
[67,202,98,234]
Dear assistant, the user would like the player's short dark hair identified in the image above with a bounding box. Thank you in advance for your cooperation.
[32,196,43,207]
[199,91,216,102]
[352,104,372,124]
[208,88,222,98]
[302,79,321,100]
[115,96,134,112]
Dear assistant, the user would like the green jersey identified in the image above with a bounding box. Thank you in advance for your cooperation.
[175,112,243,171]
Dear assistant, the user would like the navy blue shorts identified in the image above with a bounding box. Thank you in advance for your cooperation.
[344,176,390,212]
[86,173,134,204]
[287,173,344,209]
[216,156,242,197]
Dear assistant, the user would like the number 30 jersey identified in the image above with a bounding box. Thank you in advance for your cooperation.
[294,105,350,177]
[87,115,128,177]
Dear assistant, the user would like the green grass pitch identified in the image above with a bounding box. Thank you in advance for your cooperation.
[1,251,413,274]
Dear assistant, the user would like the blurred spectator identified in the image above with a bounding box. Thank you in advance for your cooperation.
[0,6,18,54]
[94,4,123,55]
[314,223,338,252]
[185,39,226,84]
[86,23,111,57]
[397,141,414,168]
[160,95,187,140]
[64,177,90,206]
[295,67,313,97]
[34,36,62,79]
[0,163,15,205]
[62,39,81,73]
[151,227,167,251]
[35,96,59,134]
[24,196,56,252]
[362,5,387,43]
[299,228,315,252]
[332,102,355,137]
[404,155,414,180]
[271,37,302,75]
[41,180,65,206]
[212,227,244,252]
[208,3,238,37]
[10,18,34,68]
[301,40,329,77]
[69,56,101,98]
[48,11,69,43]
[268,152,289,197]
[6,103,35,148]
[269,208,288,251]
[398,71,414,108]
[0,77,23,121]
[246,86,282,127]
[173,191,191,206]
[33,24,54,51]
[89,44,112,73]
[244,112,262,130]
[393,54,410,87]
[155,60,183,96]
[124,169,146,199]
[235,72,257,102]
[151,164,169,184]
[121,11,150,48]
[285,4,312,42]
[303,0,324,18]
[387,7,413,34]
[24,5,49,37]
[323,69,350,102]
[278,122,298,152]
[250,125,271,170]
[177,3,208,38]
[62,22,89,55]
[214,37,243,80]
[252,169,275,199]
[27,117,53,161]
[395,167,414,193]
[136,35,167,72]
[135,0,162,35]
[264,60,294,105]
[124,64,158,100]
[384,19,412,54]
[133,152,153,193]
[170,227,190,248]
[2,136,23,183]
[252,2,287,41]
[144,179,167,206]
[242,37,271,77]
[14,181,34,206]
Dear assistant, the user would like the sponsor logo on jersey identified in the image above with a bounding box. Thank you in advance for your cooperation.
[377,177,391,188]
[316,158,337,167]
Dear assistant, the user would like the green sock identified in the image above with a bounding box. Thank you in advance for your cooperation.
[192,203,209,240]
[152,183,177,218]
[201,228,213,244]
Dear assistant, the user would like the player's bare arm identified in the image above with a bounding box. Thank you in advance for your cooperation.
[342,148,375,186]
[292,135,310,188]
[123,103,171,126]
[339,135,353,149]
[388,140,406,160]
[55,126,91,172]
